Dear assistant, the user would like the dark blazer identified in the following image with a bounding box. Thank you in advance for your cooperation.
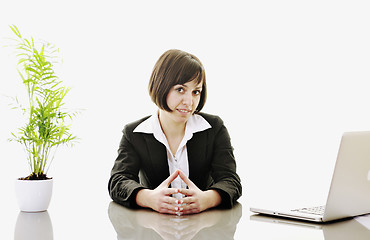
[108,112,242,209]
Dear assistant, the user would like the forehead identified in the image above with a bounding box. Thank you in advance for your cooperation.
[181,79,203,89]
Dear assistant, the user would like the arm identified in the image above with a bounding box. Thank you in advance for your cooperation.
[207,116,242,208]
[108,127,146,208]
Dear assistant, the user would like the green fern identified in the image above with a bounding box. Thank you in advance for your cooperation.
[8,25,78,180]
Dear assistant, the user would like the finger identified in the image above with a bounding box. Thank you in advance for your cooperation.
[162,188,180,196]
[180,196,196,205]
[158,203,183,215]
[162,195,181,205]
[177,170,196,188]
[181,207,200,215]
[177,188,193,196]
[161,170,180,187]
[178,201,201,215]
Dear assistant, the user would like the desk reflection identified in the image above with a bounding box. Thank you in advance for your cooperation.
[251,214,370,239]
[108,201,242,240]
[14,211,53,240]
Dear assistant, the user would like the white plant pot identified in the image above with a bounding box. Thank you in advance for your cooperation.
[15,178,53,212]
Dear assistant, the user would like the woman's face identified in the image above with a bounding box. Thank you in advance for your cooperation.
[164,78,203,124]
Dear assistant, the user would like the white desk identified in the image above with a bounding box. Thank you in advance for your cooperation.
[6,194,370,239]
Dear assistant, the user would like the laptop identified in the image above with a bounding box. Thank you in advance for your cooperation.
[250,131,370,222]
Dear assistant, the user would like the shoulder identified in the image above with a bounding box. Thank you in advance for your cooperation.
[197,112,224,130]
[122,116,151,134]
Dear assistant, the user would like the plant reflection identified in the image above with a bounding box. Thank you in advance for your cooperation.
[14,211,53,240]
[108,201,242,240]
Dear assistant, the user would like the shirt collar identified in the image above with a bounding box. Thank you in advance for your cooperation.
[133,111,212,136]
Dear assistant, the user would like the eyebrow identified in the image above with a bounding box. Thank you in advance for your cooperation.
[179,83,203,90]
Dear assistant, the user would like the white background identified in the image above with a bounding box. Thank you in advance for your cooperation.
[1,0,370,238]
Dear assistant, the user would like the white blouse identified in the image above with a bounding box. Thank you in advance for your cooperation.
[133,112,211,198]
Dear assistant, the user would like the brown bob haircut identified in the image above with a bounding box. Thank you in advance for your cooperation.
[148,49,207,113]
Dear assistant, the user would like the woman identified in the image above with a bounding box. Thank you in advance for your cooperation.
[108,49,242,215]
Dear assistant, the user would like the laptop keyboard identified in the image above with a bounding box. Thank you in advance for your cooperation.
[291,205,326,216]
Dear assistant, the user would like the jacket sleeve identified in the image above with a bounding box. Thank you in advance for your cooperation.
[207,116,242,208]
[108,126,146,208]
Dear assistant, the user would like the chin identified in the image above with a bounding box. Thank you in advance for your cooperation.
[173,113,191,123]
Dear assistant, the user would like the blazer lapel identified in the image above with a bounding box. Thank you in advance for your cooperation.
[187,131,208,187]
[143,134,170,187]
[141,129,209,189]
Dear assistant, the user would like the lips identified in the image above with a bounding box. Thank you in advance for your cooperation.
[177,108,192,114]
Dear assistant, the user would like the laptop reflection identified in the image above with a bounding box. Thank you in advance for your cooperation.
[250,214,370,240]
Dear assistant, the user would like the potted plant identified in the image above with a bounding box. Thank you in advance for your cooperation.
[8,25,78,212]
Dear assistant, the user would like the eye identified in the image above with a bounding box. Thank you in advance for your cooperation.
[193,90,201,96]
[175,87,185,93]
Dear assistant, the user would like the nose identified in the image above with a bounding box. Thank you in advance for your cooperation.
[182,91,193,107]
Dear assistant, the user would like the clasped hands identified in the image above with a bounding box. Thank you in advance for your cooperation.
[136,170,221,215]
